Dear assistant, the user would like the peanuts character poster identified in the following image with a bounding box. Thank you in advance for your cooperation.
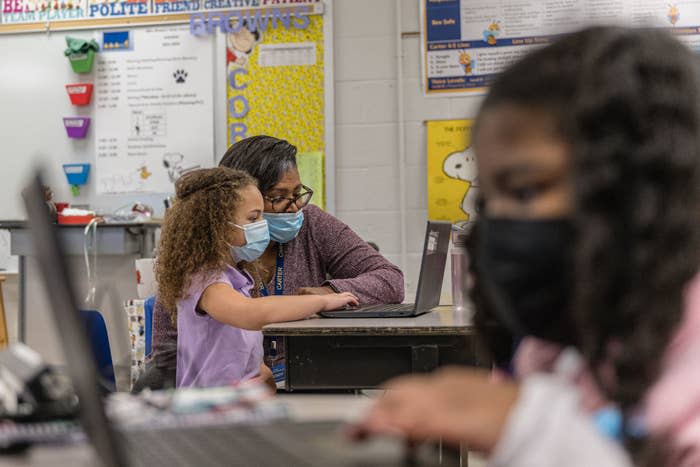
[427,120,478,223]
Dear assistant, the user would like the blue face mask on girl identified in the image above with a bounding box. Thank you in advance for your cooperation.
[229,219,270,263]
[263,210,304,243]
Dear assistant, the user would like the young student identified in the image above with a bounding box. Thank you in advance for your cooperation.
[155,167,358,388]
[352,26,700,467]
[144,136,404,391]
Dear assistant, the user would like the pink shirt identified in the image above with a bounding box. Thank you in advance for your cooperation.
[645,274,700,466]
[511,274,700,465]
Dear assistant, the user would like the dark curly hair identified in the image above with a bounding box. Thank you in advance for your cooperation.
[471,26,700,462]
[155,167,257,321]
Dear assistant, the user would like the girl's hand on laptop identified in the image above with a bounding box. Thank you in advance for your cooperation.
[321,292,359,311]
[348,367,519,454]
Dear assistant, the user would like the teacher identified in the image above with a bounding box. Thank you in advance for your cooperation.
[147,135,405,386]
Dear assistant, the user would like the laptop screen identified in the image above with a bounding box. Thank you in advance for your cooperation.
[413,220,452,311]
[23,170,125,467]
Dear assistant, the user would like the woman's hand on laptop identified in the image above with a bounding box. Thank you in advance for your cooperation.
[348,367,519,454]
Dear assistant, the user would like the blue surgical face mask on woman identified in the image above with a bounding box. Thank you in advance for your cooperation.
[263,210,304,243]
[229,219,270,263]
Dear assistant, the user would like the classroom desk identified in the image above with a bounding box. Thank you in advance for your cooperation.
[0,395,475,467]
[0,395,370,467]
[263,306,484,391]
[0,220,160,343]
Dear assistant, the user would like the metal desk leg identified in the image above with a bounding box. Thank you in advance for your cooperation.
[18,255,25,343]
[460,442,469,466]
[411,345,439,372]
[141,228,156,258]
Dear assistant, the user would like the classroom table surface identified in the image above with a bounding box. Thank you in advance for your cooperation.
[262,305,475,336]
[0,394,375,467]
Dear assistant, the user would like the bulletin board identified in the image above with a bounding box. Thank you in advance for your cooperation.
[420,0,700,96]
[226,13,327,209]
[426,119,477,223]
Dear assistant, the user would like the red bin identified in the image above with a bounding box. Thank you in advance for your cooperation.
[65,83,93,106]
[58,214,96,225]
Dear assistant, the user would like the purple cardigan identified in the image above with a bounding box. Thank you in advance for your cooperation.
[151,205,405,370]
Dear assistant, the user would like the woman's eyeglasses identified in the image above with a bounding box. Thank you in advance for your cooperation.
[264,185,314,212]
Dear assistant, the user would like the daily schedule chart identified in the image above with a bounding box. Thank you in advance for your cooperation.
[94,26,214,194]
[421,0,700,96]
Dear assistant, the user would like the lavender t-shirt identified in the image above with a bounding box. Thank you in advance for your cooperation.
[176,266,263,388]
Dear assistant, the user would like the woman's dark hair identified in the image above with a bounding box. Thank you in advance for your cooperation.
[472,26,700,463]
[219,135,298,194]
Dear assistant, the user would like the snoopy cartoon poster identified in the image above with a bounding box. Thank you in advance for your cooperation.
[426,120,478,223]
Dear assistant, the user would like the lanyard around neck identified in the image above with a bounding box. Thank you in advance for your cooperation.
[259,243,284,296]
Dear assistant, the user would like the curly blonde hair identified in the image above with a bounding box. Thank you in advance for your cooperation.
[156,167,257,322]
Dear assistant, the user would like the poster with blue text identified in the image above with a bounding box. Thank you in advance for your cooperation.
[420,0,700,96]
[1,0,322,33]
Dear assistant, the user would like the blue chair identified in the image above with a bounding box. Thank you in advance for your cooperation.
[80,309,116,392]
[144,296,155,358]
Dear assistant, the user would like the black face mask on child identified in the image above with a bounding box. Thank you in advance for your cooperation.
[473,216,578,346]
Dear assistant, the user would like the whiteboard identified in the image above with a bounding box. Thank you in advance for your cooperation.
[0,28,225,219]
[0,4,334,219]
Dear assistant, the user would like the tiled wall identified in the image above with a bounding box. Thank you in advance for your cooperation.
[332,0,484,299]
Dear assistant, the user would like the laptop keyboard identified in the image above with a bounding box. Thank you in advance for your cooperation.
[347,303,415,313]
[122,422,334,467]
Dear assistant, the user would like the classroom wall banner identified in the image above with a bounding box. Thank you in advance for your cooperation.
[420,0,700,96]
[85,0,149,20]
[93,25,214,194]
[427,119,477,223]
[0,0,322,33]
[1,0,88,25]
[226,12,326,208]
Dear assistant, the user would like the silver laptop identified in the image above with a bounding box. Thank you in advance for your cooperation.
[319,220,451,318]
[23,170,456,467]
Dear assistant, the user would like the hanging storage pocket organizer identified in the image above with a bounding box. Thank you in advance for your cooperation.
[65,83,94,106]
[64,37,99,74]
[62,163,91,196]
[68,50,96,73]
[63,117,91,138]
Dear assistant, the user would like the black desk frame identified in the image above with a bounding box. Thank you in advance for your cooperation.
[277,333,483,391]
